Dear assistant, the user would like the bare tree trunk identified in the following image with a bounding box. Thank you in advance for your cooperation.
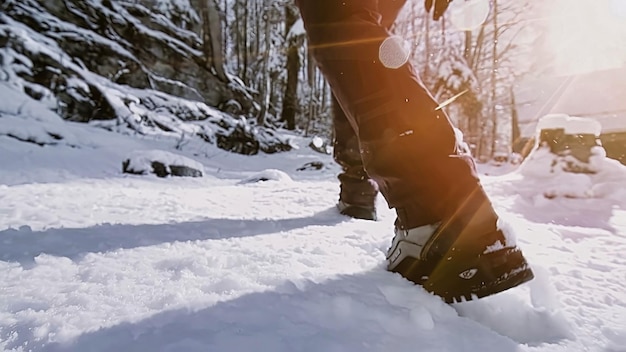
[464,31,472,62]
[255,2,262,60]
[280,4,300,130]
[257,1,272,126]
[199,0,228,82]
[242,3,249,83]
[305,85,315,136]
[222,0,228,61]
[234,3,241,72]
[490,0,499,158]
[470,24,486,71]
[303,46,317,135]
[320,79,328,120]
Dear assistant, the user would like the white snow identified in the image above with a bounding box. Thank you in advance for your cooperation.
[1,115,626,352]
[287,18,305,40]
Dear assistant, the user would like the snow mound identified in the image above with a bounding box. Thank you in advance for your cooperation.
[517,113,626,199]
[454,292,572,345]
[519,147,626,199]
[239,169,293,184]
[122,150,204,177]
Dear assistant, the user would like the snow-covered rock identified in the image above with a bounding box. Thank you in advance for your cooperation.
[122,150,204,177]
[239,169,292,184]
[297,161,326,171]
[216,119,293,155]
[517,114,626,199]
[520,138,626,199]
[524,114,605,174]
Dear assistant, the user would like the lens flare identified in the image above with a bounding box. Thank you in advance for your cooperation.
[379,36,410,69]
[449,0,491,31]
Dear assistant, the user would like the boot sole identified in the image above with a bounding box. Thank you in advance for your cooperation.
[391,247,534,303]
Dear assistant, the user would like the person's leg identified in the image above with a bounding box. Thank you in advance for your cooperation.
[331,1,404,221]
[296,0,533,302]
[297,0,480,228]
[332,94,379,220]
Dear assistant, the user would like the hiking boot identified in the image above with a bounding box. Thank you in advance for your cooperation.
[386,191,534,303]
[337,200,377,221]
[336,172,379,221]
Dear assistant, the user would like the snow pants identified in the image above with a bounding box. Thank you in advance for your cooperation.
[296,0,490,229]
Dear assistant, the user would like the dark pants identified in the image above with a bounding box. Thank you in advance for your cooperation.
[331,0,406,210]
[332,93,379,209]
[298,0,487,229]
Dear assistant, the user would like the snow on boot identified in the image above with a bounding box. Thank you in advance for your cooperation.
[386,191,534,303]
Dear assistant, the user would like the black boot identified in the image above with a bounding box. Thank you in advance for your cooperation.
[336,172,378,221]
[332,94,379,221]
[386,188,534,303]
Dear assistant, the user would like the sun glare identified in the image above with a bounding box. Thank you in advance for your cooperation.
[449,0,490,31]
[609,0,626,18]
[543,0,626,75]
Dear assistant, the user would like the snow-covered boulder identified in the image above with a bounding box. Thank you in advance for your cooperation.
[215,119,293,155]
[297,161,326,171]
[518,145,626,200]
[122,150,204,177]
[522,114,604,175]
[239,169,292,184]
[518,115,626,199]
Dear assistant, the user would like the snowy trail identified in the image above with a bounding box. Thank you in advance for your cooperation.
[0,177,509,352]
[0,175,606,352]
[1,137,626,351]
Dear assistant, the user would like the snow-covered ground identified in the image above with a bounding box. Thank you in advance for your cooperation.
[1,120,626,352]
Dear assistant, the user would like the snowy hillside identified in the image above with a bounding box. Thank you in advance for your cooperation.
[2,117,626,352]
[0,0,292,156]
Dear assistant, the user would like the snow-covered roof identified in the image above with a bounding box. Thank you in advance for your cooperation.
[513,66,626,137]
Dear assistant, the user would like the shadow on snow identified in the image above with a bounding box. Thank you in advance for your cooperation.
[0,208,346,267]
[38,269,528,352]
